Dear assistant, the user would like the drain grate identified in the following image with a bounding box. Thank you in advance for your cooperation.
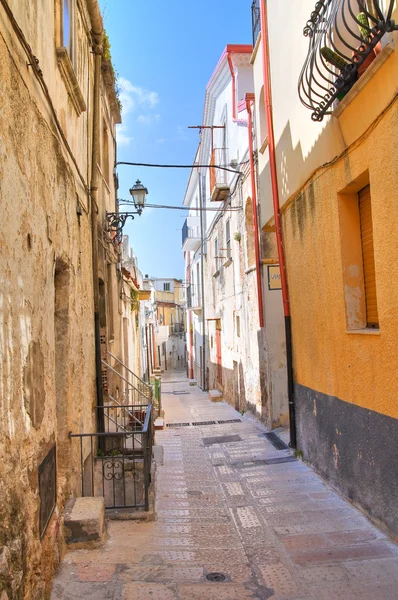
[173,391,190,395]
[206,572,226,582]
[166,422,191,428]
[192,421,217,426]
[264,432,289,450]
[217,419,242,424]
[203,434,242,446]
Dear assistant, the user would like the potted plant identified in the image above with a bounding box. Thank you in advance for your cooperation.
[354,12,382,77]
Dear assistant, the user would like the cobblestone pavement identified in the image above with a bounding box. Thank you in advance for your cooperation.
[51,369,398,599]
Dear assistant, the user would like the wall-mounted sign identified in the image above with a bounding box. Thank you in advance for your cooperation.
[267,265,281,290]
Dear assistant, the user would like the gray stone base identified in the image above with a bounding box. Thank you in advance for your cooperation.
[295,383,398,539]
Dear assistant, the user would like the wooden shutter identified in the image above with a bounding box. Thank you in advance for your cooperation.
[359,185,378,327]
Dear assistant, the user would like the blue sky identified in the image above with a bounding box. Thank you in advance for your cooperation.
[100,0,252,279]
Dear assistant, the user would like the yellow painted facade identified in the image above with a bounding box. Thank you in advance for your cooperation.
[282,48,398,421]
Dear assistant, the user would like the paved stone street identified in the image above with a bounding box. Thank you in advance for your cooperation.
[51,370,398,599]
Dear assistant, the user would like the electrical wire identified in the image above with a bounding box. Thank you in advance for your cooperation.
[118,201,242,212]
[116,160,247,174]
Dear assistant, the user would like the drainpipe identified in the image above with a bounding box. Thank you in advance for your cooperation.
[245,93,264,328]
[88,6,104,434]
[260,0,296,447]
[186,251,194,379]
[198,173,207,391]
[227,52,237,120]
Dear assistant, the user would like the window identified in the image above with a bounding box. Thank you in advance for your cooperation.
[214,238,219,272]
[236,315,240,337]
[62,0,74,61]
[358,185,378,328]
[56,0,86,115]
[196,263,200,300]
[339,178,379,331]
[102,121,110,185]
[163,283,170,292]
[226,219,231,259]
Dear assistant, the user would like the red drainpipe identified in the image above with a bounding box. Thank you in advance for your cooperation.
[227,52,237,120]
[260,0,296,447]
[245,93,264,328]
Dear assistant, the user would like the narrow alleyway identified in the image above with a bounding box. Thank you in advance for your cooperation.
[51,370,398,599]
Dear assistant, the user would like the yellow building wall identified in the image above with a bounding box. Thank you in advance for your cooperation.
[283,95,398,420]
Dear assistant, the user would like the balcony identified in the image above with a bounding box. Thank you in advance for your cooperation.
[182,216,201,251]
[187,283,202,313]
[251,0,261,47]
[298,0,397,122]
[170,323,185,335]
[210,148,230,203]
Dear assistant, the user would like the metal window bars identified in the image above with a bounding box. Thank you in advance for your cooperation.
[298,0,398,121]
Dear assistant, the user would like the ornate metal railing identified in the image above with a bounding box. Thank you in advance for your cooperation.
[252,0,261,46]
[69,404,153,510]
[298,0,398,121]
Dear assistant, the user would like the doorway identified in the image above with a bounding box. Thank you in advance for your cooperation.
[216,319,222,386]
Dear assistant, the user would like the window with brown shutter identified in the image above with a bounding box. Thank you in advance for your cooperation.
[358,185,378,328]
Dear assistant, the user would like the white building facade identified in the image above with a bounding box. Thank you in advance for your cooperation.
[183,43,288,428]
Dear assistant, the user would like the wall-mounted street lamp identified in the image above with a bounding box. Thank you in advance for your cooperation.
[105,179,148,242]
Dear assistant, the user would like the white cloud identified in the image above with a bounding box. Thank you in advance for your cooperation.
[118,77,160,118]
[156,138,165,144]
[137,114,160,125]
[116,125,133,146]
[176,125,188,141]
[116,78,160,146]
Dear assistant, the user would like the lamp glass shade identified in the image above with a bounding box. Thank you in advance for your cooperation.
[129,179,148,208]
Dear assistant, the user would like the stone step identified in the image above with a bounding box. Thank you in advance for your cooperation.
[63,497,106,548]
[209,389,223,402]
[154,417,165,430]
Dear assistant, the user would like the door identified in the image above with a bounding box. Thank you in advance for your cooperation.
[216,319,222,385]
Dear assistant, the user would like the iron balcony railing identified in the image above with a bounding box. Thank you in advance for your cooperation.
[187,283,202,309]
[298,0,398,121]
[69,403,153,510]
[170,323,185,334]
[182,217,201,250]
[252,0,261,46]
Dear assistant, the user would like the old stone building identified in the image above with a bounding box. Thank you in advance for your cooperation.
[0,0,127,597]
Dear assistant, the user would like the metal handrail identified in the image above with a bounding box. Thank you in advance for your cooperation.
[69,403,153,510]
[101,359,148,404]
[107,395,143,426]
[108,351,152,396]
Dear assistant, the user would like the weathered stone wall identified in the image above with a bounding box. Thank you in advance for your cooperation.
[0,2,97,597]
